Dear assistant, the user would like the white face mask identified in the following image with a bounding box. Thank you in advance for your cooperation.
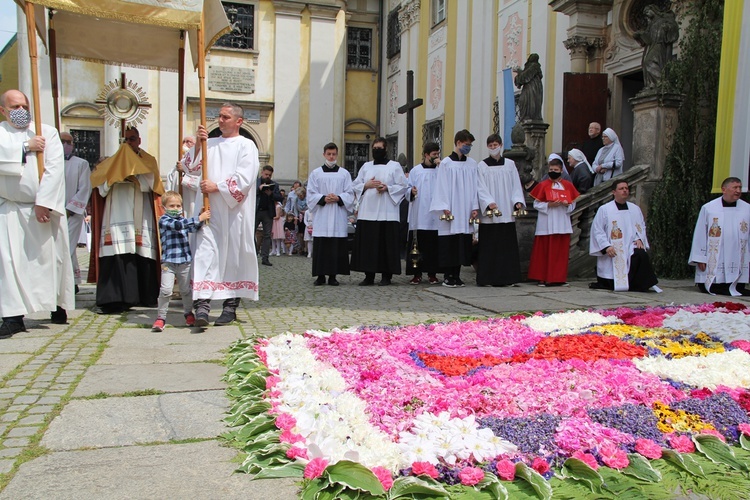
[324,159,336,167]
[489,146,503,157]
[182,145,190,153]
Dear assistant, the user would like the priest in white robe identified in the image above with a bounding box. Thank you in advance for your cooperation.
[191,103,259,327]
[60,132,91,291]
[350,137,408,286]
[0,89,74,337]
[307,142,355,286]
[89,127,163,313]
[589,179,660,292]
[405,141,442,285]
[430,129,481,288]
[476,134,526,286]
[689,177,750,296]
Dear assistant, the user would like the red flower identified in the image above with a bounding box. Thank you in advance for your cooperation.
[669,434,695,453]
[371,466,393,490]
[303,457,329,479]
[411,461,439,479]
[531,457,550,475]
[635,438,663,459]
[495,459,516,480]
[571,451,599,470]
[458,466,484,486]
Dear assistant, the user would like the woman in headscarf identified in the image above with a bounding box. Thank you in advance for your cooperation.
[567,148,593,194]
[592,128,625,186]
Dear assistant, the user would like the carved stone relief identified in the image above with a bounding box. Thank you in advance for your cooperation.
[503,13,523,69]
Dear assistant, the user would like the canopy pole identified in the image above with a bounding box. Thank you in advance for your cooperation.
[177,30,185,197]
[24,2,44,180]
[48,10,60,130]
[197,11,209,212]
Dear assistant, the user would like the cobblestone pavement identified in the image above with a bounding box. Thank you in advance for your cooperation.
[0,248,741,498]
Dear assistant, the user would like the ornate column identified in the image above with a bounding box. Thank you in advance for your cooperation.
[550,0,612,72]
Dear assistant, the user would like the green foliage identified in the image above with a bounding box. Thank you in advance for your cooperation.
[648,0,725,277]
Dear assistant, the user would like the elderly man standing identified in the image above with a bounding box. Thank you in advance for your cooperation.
[582,122,604,165]
[689,177,750,296]
[60,132,91,292]
[0,89,74,337]
[589,180,660,292]
[191,102,259,327]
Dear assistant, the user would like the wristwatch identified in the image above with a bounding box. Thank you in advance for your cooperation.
[23,141,30,153]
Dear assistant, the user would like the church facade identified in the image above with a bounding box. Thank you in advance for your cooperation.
[6,1,745,189]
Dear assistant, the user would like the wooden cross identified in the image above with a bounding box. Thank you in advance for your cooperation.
[398,70,423,169]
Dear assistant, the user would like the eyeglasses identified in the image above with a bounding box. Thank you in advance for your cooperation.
[124,136,139,142]
[61,140,72,145]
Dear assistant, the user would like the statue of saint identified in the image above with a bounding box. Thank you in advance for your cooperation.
[513,53,543,122]
[634,5,679,90]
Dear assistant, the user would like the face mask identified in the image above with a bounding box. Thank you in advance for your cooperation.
[489,146,503,157]
[548,171,562,180]
[372,149,387,162]
[182,145,190,153]
[63,143,74,158]
[459,144,472,155]
[165,209,182,218]
[9,107,31,129]
[324,159,336,167]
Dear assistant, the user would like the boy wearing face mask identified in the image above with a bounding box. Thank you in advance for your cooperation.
[152,191,210,331]
[476,134,526,287]
[430,129,481,288]
[306,142,355,286]
[527,154,580,286]
[351,137,409,286]
[61,132,92,294]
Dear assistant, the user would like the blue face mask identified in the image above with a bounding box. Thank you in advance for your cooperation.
[459,144,472,155]
[165,209,182,218]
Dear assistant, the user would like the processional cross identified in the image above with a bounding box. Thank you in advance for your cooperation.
[398,70,424,168]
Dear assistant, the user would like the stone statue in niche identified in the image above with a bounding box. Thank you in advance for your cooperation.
[513,53,543,122]
[634,5,679,91]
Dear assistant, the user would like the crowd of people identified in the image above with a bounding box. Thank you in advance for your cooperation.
[2,89,749,339]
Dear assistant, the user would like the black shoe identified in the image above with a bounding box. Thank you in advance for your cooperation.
[378,278,392,286]
[442,279,457,288]
[359,278,374,286]
[262,259,273,266]
[214,310,237,326]
[74,285,80,294]
[314,276,326,286]
[195,313,210,327]
[589,282,607,290]
[50,307,68,324]
[0,321,26,339]
[455,278,465,287]
[328,277,340,286]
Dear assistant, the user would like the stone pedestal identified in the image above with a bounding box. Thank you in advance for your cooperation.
[521,120,550,180]
[629,92,682,211]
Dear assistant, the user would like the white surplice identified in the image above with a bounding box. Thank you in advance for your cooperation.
[407,163,439,231]
[590,201,649,289]
[430,154,480,235]
[307,166,354,238]
[65,155,91,283]
[96,172,158,261]
[189,136,259,300]
[476,156,525,224]
[689,197,750,294]
[352,160,407,222]
[0,121,74,317]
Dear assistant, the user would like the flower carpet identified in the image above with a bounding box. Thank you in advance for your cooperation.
[223,302,750,499]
